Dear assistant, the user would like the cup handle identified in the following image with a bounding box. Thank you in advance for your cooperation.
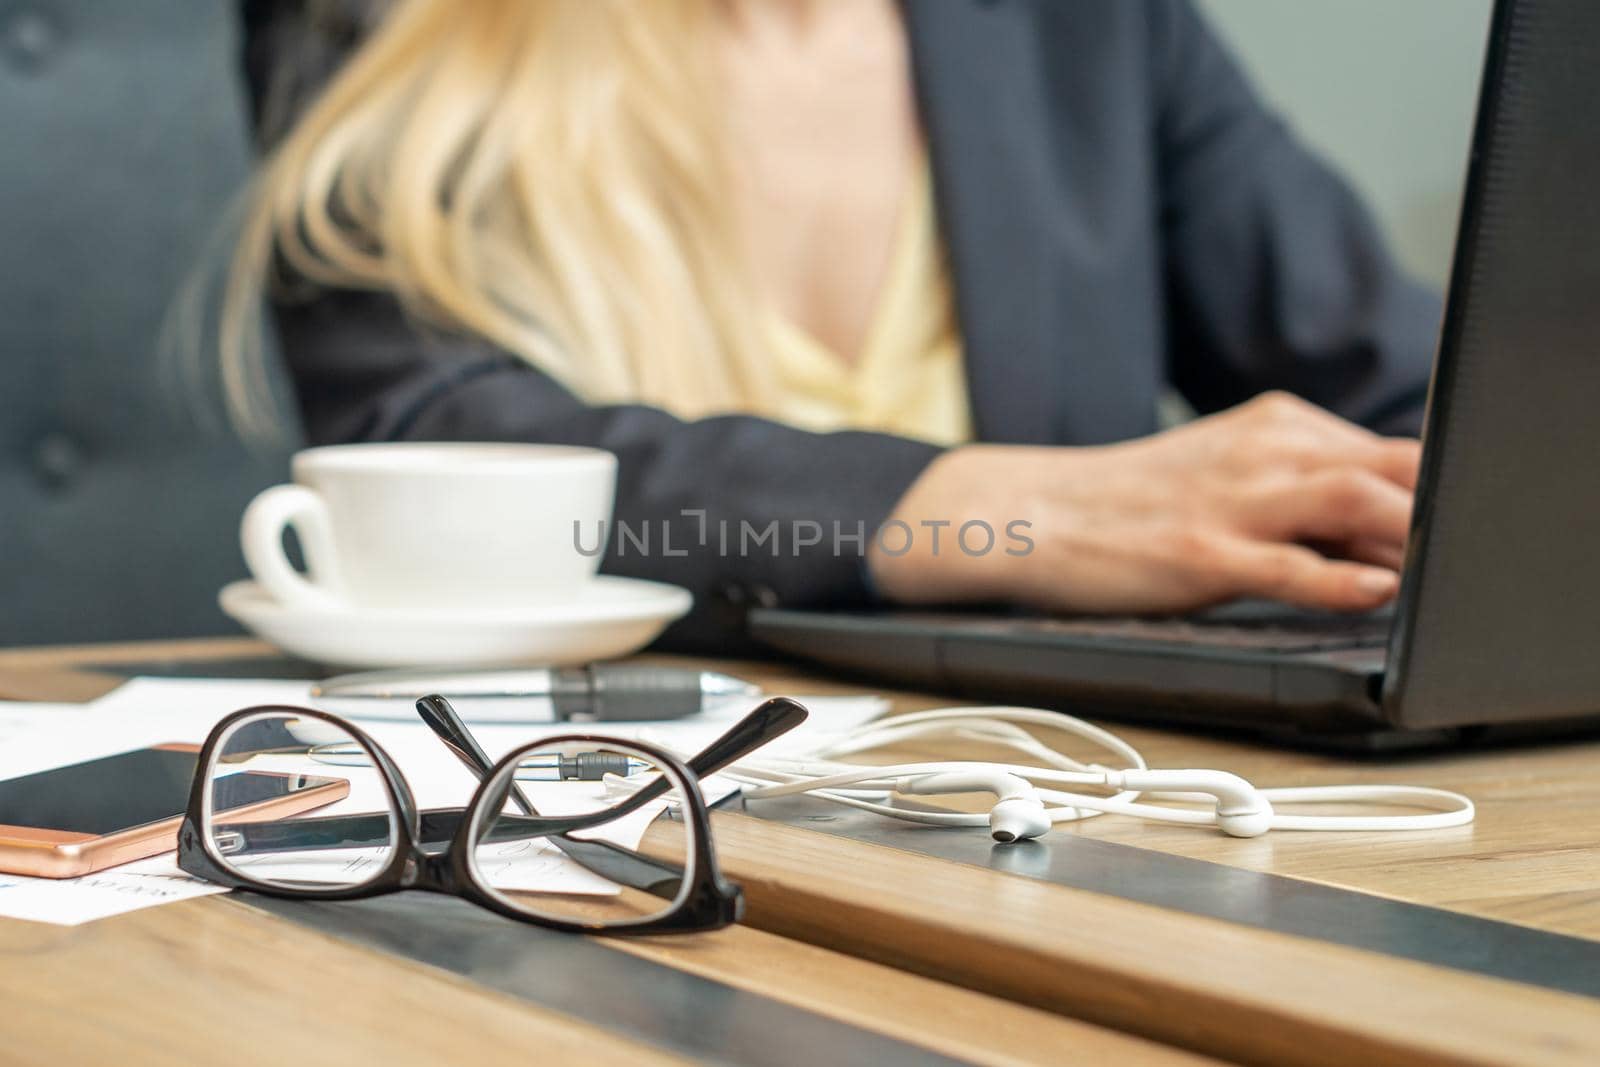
[241,485,345,611]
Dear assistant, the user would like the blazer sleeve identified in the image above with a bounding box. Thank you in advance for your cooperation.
[274,289,942,653]
[1149,0,1443,436]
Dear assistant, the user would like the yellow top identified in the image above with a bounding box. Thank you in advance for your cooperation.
[766,162,974,446]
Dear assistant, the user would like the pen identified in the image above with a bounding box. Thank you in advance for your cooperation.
[512,753,652,781]
[309,664,760,722]
[308,743,650,781]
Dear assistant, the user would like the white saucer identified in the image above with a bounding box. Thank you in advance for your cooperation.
[219,576,692,669]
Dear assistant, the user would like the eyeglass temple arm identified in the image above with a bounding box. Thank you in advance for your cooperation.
[416,695,537,815]
[427,693,808,831]
[608,693,809,817]
[686,696,810,777]
[473,695,811,825]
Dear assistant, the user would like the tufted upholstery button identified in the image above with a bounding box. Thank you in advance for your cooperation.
[32,431,85,490]
[0,5,62,74]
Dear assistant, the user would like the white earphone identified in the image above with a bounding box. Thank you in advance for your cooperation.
[634,705,1475,843]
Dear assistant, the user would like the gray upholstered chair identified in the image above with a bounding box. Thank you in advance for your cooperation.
[0,1,298,645]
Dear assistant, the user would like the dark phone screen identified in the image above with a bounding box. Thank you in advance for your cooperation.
[0,748,333,835]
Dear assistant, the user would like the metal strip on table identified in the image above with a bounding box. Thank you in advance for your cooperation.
[249,894,976,1067]
[748,795,1600,1000]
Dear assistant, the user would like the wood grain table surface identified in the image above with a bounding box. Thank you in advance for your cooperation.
[2,637,1598,1066]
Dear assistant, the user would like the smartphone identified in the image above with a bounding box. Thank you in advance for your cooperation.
[0,744,348,879]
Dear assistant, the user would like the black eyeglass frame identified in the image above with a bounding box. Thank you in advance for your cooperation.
[176,703,756,935]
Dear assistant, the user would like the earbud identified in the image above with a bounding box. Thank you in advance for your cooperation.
[1213,799,1275,838]
[987,796,1053,843]
[1105,769,1275,837]
[895,770,1051,842]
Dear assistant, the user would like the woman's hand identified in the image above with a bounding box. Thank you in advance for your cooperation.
[868,392,1420,614]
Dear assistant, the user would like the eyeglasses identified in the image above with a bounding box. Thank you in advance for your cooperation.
[175,694,808,935]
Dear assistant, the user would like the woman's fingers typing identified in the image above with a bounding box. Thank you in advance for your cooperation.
[1215,538,1400,612]
[869,393,1420,617]
[1333,535,1409,571]
[1238,467,1413,547]
[1368,437,1423,490]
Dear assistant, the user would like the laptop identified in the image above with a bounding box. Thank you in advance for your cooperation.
[750,0,1600,748]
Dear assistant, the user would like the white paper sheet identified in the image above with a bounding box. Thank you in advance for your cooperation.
[0,677,886,925]
[0,855,228,926]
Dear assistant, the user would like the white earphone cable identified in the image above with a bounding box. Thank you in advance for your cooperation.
[683,704,1477,841]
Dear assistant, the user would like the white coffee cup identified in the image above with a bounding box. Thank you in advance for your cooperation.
[241,443,617,614]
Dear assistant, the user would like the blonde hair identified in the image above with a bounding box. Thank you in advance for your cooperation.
[222,0,774,441]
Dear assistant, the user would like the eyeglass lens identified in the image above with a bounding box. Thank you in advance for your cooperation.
[467,740,695,928]
[202,711,401,890]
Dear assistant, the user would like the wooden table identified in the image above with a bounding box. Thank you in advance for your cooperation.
[2,639,1598,1066]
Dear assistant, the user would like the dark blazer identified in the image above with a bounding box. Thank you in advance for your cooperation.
[249,0,1442,652]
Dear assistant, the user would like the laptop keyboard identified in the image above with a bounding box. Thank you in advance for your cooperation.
[1022,605,1394,653]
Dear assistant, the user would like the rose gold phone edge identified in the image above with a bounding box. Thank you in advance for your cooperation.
[0,742,351,879]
